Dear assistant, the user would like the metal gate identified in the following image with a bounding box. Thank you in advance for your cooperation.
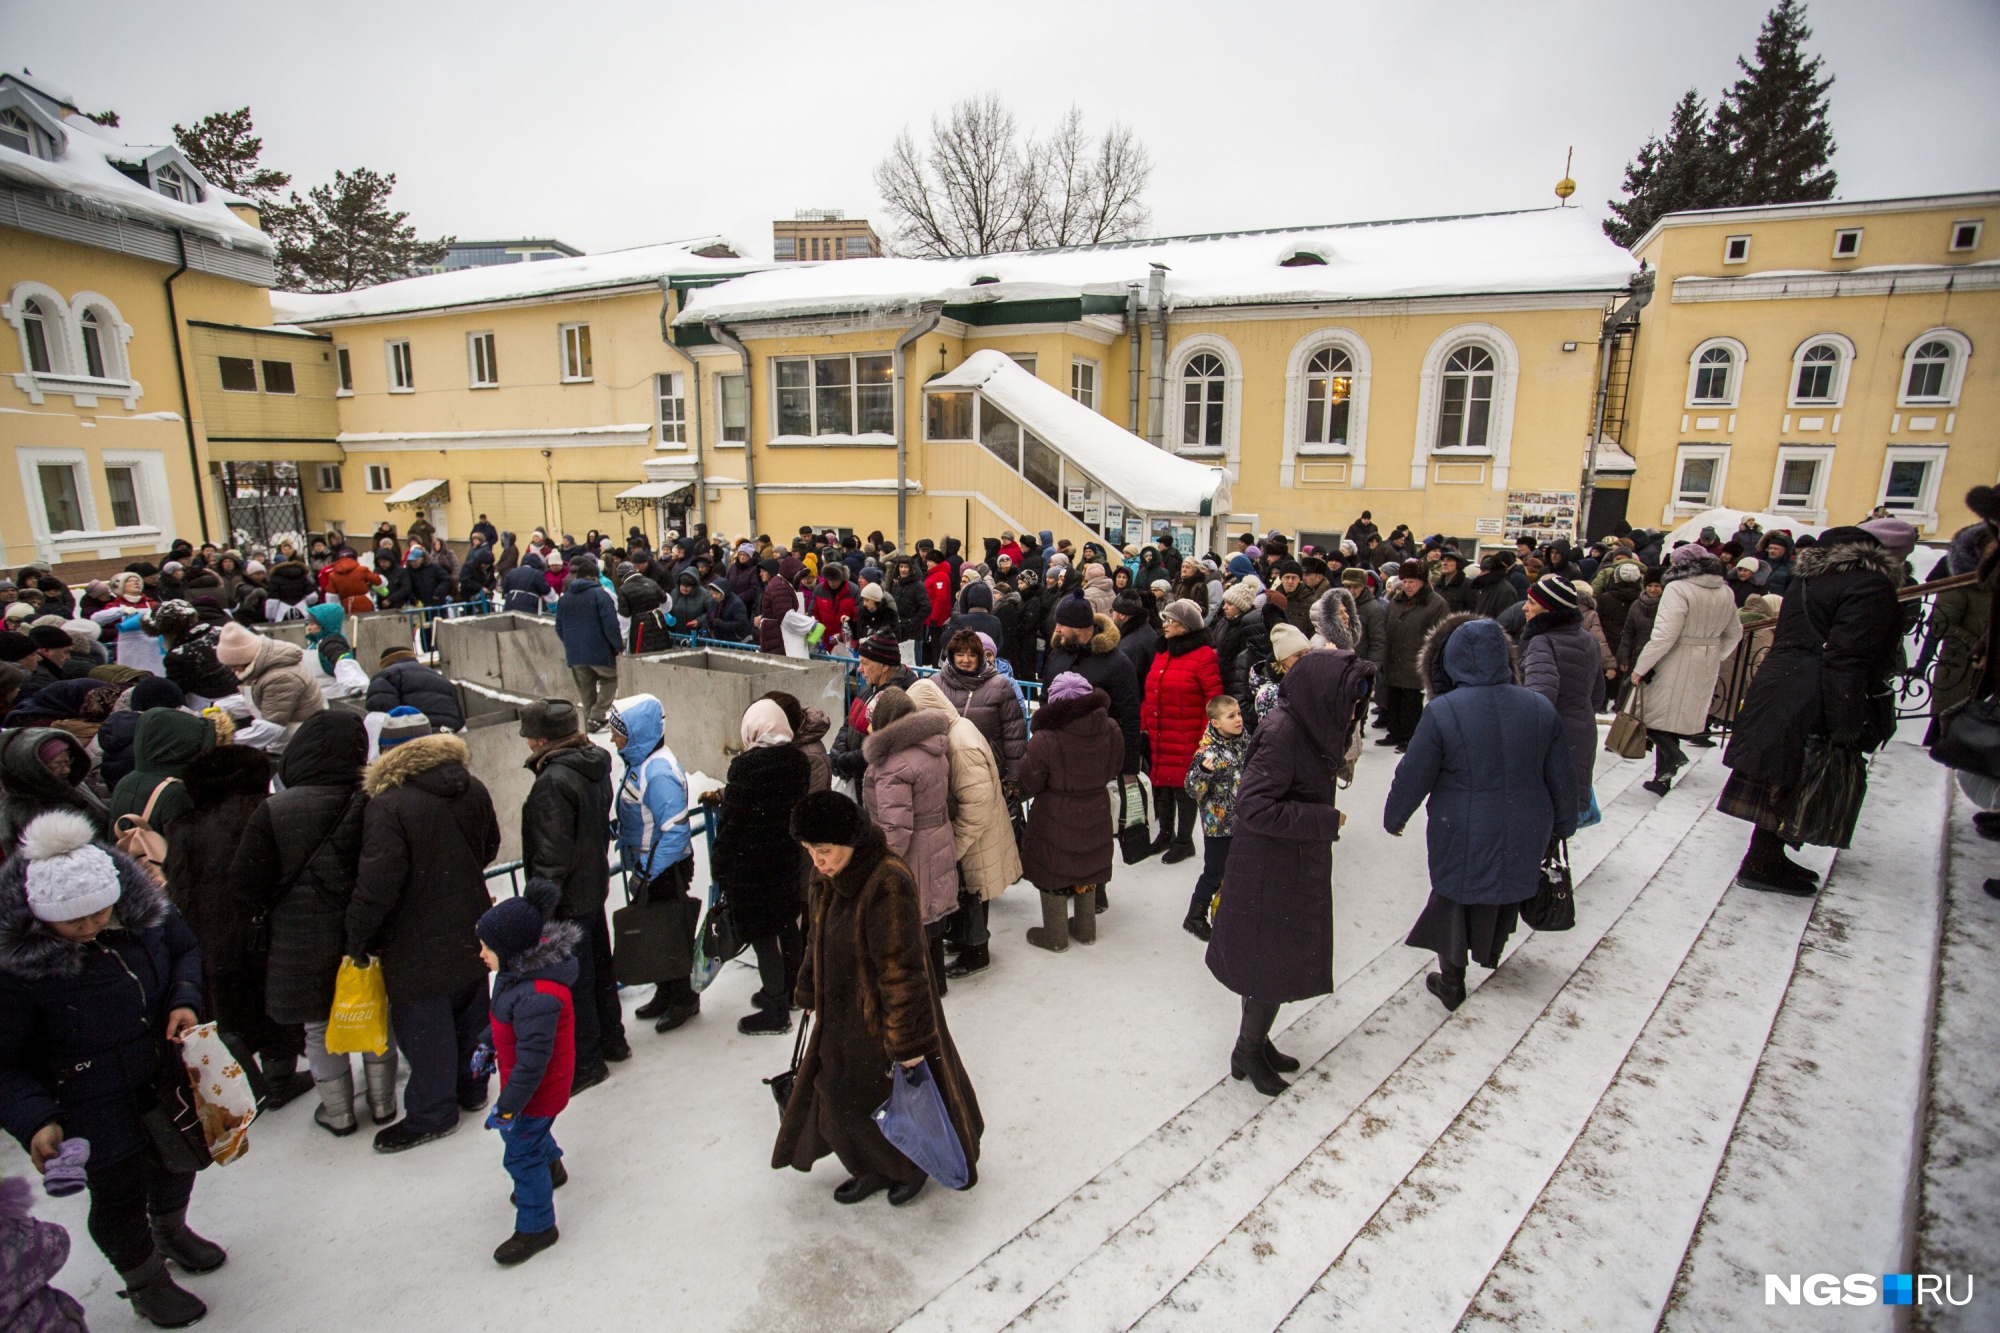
[221,461,309,553]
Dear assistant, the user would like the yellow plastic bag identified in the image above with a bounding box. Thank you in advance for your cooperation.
[325,957,390,1056]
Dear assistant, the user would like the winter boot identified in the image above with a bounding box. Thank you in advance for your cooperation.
[257,1053,314,1111]
[738,996,793,1036]
[1094,884,1109,914]
[1426,965,1468,1012]
[118,1252,207,1328]
[364,1057,399,1125]
[1229,1040,1290,1096]
[889,1174,928,1207]
[1735,828,1818,897]
[1068,889,1098,945]
[944,943,990,978]
[1264,1042,1301,1074]
[313,1072,358,1137]
[372,1119,457,1153]
[494,1226,560,1266]
[1025,891,1069,952]
[634,988,677,1020]
[149,1208,227,1273]
[1184,884,1215,940]
[834,1173,892,1204]
[655,998,701,1032]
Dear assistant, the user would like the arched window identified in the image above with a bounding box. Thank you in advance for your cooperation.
[1694,347,1733,402]
[1303,348,1352,446]
[1435,345,1494,450]
[0,109,31,156]
[1181,352,1226,449]
[20,297,52,373]
[79,309,106,379]
[1898,329,1971,406]
[1907,341,1951,399]
[1793,342,1842,404]
[153,164,191,203]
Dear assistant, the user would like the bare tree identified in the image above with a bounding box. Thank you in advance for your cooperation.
[876,97,1152,257]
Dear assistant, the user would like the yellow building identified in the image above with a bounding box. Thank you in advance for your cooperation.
[271,240,761,545]
[0,70,328,566]
[1622,191,1998,537]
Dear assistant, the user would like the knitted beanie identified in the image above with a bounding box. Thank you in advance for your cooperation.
[857,632,901,666]
[377,706,433,749]
[21,810,120,923]
[215,621,261,667]
[1162,599,1205,633]
[1269,623,1310,661]
[1054,596,1096,629]
[1222,582,1259,615]
[1528,574,1582,611]
[1047,671,1093,702]
[1668,542,1707,568]
[477,878,559,962]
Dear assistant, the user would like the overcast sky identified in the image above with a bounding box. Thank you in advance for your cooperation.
[6,0,1997,261]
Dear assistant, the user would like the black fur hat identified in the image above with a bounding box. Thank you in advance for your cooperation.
[791,790,864,846]
[1966,485,2000,524]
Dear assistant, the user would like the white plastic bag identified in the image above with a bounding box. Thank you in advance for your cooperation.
[178,1022,259,1165]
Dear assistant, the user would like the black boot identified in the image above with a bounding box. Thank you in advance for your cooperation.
[1231,1040,1290,1095]
[654,998,701,1032]
[494,1226,560,1265]
[1426,964,1468,1012]
[257,1053,314,1111]
[1263,1042,1301,1073]
[149,1208,226,1273]
[1094,884,1109,914]
[834,1173,892,1204]
[889,1174,929,1206]
[738,995,792,1035]
[118,1252,207,1328]
[945,943,989,978]
[1735,827,1818,897]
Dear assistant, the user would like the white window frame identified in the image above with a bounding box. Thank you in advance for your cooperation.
[1685,336,1747,408]
[559,322,592,383]
[717,372,747,447]
[366,465,393,493]
[6,282,145,408]
[152,163,192,203]
[101,462,144,529]
[1832,227,1863,259]
[468,331,498,388]
[335,345,353,395]
[1281,327,1372,488]
[1069,357,1098,410]
[769,352,896,442]
[1166,333,1243,472]
[1949,220,1983,253]
[1787,333,1855,408]
[13,285,69,376]
[1878,447,1946,527]
[27,454,90,535]
[316,463,344,493]
[386,339,414,392]
[1412,323,1520,489]
[1670,444,1731,515]
[71,292,135,386]
[0,107,49,159]
[13,445,162,560]
[1768,445,1835,523]
[656,371,687,448]
[1724,235,1751,264]
[1897,327,1972,407]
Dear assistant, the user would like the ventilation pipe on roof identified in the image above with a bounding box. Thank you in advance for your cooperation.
[660,280,705,537]
[1145,264,1169,449]
[1126,283,1142,433]
[893,303,945,553]
[704,318,756,532]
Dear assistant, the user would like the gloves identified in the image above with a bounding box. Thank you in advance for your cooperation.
[120,613,144,634]
[485,1107,514,1133]
[469,1042,496,1079]
[829,747,868,781]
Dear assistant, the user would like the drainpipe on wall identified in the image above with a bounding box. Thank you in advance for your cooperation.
[659,280,706,539]
[163,231,211,543]
[1145,264,1169,449]
[893,304,945,554]
[704,319,756,533]
[1578,268,1655,539]
[1126,283,1142,433]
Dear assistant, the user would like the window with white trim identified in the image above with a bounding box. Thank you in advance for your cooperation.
[366,465,393,493]
[1769,446,1834,519]
[718,373,746,444]
[1788,336,1853,407]
[1070,358,1097,410]
[0,109,35,156]
[1950,220,1982,253]
[1724,235,1750,264]
[1007,353,1038,376]
[657,371,686,445]
[559,323,592,382]
[79,309,107,379]
[19,296,55,373]
[1303,347,1353,448]
[36,463,84,532]
[316,464,343,492]
[1435,345,1495,450]
[772,353,893,437]
[926,390,973,441]
[103,465,142,528]
[153,163,193,203]
[1832,228,1862,259]
[1879,449,1943,520]
[1899,329,1970,406]
[1181,352,1226,449]
[1673,445,1729,510]
[1686,338,1745,407]
[335,346,352,394]
[469,332,498,387]
[387,340,413,391]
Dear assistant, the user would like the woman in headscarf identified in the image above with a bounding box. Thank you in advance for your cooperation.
[669,569,714,638]
[709,698,812,1037]
[0,727,109,853]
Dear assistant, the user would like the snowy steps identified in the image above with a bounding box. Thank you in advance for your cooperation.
[896,742,1953,1333]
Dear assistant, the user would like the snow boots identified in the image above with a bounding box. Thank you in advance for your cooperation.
[1026,891,1070,952]
[313,1071,358,1137]
[1734,827,1819,896]
[1067,888,1097,945]
[738,995,792,1036]
[1229,1040,1289,1096]
[494,1225,560,1266]
[118,1252,206,1329]
[150,1208,226,1273]
[364,1056,399,1125]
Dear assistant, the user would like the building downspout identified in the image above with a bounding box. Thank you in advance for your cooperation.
[1126,283,1142,433]
[163,231,211,543]
[893,304,944,553]
[1578,268,1654,537]
[1145,264,1169,448]
[660,280,706,538]
[704,319,756,533]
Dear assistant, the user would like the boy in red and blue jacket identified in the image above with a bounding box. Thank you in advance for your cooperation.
[472,878,576,1266]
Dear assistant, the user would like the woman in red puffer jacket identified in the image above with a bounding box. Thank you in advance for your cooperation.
[1142,598,1224,864]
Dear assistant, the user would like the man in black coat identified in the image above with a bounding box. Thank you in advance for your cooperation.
[1042,595,1141,774]
[616,565,669,652]
[829,634,918,781]
[346,724,502,1153]
[366,646,465,731]
[518,699,625,1087]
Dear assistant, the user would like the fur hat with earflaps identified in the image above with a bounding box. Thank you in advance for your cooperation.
[791,790,865,846]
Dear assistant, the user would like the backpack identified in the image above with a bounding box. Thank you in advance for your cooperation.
[115,777,180,885]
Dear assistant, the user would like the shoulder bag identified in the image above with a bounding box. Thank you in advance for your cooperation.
[1605,682,1649,760]
[1520,836,1575,932]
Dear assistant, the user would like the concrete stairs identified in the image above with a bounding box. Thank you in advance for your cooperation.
[897,740,1956,1333]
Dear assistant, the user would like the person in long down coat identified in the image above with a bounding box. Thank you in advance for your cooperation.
[932,631,1028,786]
[1206,650,1375,1095]
[1517,576,1603,822]
[907,679,1020,982]
[231,711,386,1136]
[711,700,813,1036]
[1719,525,1902,896]
[1379,562,1448,750]
[1386,617,1576,1013]
[1632,544,1744,796]
[1018,674,1124,952]
[756,559,799,655]
[775,792,982,1207]
[1142,600,1226,864]
[861,688,959,982]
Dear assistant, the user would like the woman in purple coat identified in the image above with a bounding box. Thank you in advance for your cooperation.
[1205,651,1375,1095]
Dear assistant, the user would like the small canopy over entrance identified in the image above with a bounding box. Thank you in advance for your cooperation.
[382,477,449,508]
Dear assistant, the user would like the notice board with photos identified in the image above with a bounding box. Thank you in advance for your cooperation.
[1505,490,1578,546]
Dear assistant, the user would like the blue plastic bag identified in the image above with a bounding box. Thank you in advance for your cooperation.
[871,1058,969,1190]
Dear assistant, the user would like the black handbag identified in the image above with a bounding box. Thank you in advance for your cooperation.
[763,1015,810,1117]
[1116,777,1154,865]
[1930,696,2000,778]
[1521,837,1575,932]
[700,891,747,968]
[612,893,697,988]
[140,1045,212,1174]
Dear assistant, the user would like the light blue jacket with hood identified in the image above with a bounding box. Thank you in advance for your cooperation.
[611,694,690,877]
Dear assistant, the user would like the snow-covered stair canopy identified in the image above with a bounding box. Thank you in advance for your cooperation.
[927,350,1229,533]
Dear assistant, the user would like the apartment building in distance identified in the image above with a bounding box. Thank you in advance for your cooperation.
[773,209,882,263]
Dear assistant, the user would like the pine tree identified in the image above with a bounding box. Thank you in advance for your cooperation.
[1714,0,1837,204]
[1602,90,1733,247]
[278,168,451,292]
[173,107,291,206]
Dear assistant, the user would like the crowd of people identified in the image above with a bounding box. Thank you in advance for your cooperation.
[0,495,1941,1326]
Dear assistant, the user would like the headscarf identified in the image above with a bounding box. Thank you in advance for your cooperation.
[740,698,794,749]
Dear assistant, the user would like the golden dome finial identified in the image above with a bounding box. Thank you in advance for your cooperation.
[1555,146,1576,205]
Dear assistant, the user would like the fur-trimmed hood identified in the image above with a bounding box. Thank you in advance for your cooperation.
[1418,611,1517,700]
[862,705,952,764]
[1310,586,1361,651]
[1087,612,1121,657]
[499,917,582,978]
[364,733,470,796]
[0,835,166,980]
[1793,538,1901,583]
[1664,554,1728,583]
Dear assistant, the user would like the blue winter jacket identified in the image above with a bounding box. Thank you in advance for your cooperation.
[555,580,623,668]
[486,920,580,1118]
[1383,618,1577,906]
[613,695,691,878]
[501,555,549,615]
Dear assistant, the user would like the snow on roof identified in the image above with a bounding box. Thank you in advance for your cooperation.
[272,238,762,323]
[932,351,1225,515]
[381,477,448,505]
[678,208,1637,326]
[0,94,275,254]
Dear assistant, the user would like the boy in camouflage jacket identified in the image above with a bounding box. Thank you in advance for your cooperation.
[1180,695,1247,940]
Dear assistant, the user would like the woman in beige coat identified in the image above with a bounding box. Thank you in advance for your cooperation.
[908,678,1020,981]
[1632,546,1743,796]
